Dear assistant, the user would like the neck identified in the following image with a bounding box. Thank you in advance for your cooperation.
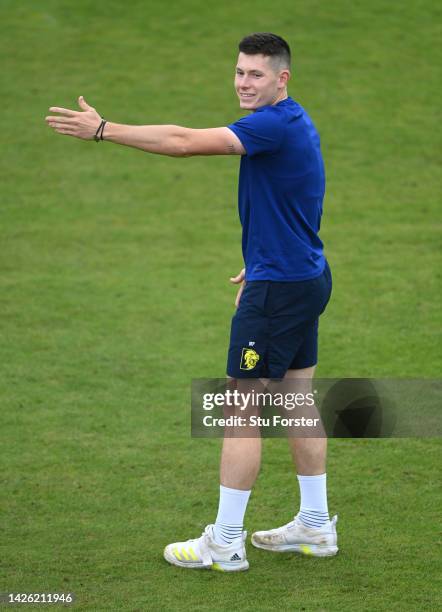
[272,89,288,105]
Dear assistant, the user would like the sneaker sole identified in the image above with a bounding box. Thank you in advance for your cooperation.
[163,548,249,571]
[251,538,338,557]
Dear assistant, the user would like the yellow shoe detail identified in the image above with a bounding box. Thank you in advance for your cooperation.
[211,563,226,572]
[181,548,190,561]
[173,548,183,561]
[188,547,198,561]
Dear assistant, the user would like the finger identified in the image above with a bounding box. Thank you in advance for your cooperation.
[54,128,77,136]
[231,268,245,281]
[235,285,244,307]
[78,96,94,110]
[48,107,78,117]
[48,123,74,133]
[46,116,72,124]
[49,124,76,134]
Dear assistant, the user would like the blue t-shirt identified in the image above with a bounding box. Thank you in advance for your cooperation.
[227,96,326,281]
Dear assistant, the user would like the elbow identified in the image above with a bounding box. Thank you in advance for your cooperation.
[166,141,191,158]
[171,146,192,158]
[172,129,193,157]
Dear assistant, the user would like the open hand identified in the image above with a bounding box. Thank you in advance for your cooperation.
[230,268,246,307]
[45,96,102,140]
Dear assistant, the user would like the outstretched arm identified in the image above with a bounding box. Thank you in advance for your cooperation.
[45,96,245,157]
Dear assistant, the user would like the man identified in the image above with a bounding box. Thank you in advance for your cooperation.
[45,32,337,572]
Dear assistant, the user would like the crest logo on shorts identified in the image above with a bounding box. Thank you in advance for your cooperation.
[240,348,260,371]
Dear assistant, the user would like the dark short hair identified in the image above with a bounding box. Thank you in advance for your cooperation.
[238,32,291,70]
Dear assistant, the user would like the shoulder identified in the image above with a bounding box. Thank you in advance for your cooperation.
[229,105,286,136]
[227,99,302,156]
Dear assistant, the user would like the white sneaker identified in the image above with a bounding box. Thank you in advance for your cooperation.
[164,524,249,572]
[252,514,338,557]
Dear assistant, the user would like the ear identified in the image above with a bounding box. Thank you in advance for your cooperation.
[279,69,291,86]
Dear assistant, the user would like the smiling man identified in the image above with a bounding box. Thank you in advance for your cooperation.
[46,32,337,572]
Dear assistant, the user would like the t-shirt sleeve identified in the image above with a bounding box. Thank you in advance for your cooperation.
[227,108,285,156]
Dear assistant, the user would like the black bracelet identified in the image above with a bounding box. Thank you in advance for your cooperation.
[99,120,107,140]
[94,119,106,142]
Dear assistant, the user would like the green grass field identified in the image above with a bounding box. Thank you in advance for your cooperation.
[1,1,441,610]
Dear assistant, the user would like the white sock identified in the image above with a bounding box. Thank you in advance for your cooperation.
[297,473,329,528]
[213,485,251,545]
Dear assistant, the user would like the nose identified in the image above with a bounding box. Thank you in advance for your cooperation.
[236,75,251,89]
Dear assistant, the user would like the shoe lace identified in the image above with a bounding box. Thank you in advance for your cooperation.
[198,525,215,566]
[282,516,301,531]
[202,524,215,541]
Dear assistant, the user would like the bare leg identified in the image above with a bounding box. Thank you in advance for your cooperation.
[285,366,327,475]
[219,368,326,487]
[220,436,261,490]
[219,378,263,490]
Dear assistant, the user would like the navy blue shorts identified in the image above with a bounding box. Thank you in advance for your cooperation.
[226,261,332,379]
